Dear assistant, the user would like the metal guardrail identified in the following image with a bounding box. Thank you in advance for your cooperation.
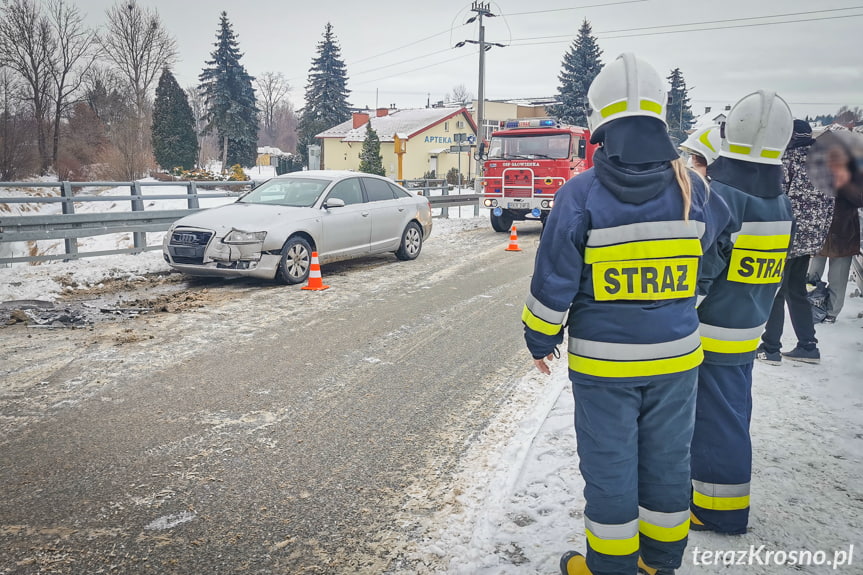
[0,179,482,264]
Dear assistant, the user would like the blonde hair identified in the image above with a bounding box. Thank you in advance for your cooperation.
[671,157,701,221]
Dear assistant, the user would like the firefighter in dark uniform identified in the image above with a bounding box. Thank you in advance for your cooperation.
[522,53,731,575]
[690,91,795,534]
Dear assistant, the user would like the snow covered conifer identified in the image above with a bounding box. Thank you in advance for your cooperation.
[198,12,259,171]
[550,19,603,127]
[667,68,695,145]
[152,68,198,171]
[358,125,385,176]
[297,23,351,168]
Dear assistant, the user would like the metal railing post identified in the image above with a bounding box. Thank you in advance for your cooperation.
[131,181,146,251]
[188,181,199,209]
[60,181,77,259]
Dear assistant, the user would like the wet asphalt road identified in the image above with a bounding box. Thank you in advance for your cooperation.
[0,223,542,574]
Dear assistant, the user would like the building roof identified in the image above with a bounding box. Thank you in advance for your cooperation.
[316,107,477,142]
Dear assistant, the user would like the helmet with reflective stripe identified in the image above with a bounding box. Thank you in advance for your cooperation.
[720,90,792,165]
[586,52,667,135]
[680,125,721,165]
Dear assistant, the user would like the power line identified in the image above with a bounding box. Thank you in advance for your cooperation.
[348,12,861,91]
[510,6,863,44]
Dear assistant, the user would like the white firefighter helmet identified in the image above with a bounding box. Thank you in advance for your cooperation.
[680,125,721,165]
[586,52,667,135]
[719,90,793,165]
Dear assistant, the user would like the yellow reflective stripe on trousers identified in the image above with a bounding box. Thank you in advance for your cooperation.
[584,238,703,264]
[699,323,763,354]
[522,305,561,336]
[585,517,639,556]
[638,507,690,543]
[692,480,750,511]
[569,346,703,378]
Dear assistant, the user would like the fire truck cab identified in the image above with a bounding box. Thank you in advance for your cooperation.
[479,118,597,232]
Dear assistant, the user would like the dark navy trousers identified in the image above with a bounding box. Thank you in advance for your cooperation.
[690,362,753,534]
[571,369,697,575]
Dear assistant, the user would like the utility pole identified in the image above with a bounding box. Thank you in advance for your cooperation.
[456,1,504,191]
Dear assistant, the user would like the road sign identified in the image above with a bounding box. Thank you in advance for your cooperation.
[449,145,471,153]
[467,135,476,144]
[454,132,467,143]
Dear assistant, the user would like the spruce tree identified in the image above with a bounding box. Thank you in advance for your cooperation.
[152,68,198,171]
[198,12,259,170]
[298,23,351,168]
[667,68,695,145]
[550,19,603,127]
[358,125,385,176]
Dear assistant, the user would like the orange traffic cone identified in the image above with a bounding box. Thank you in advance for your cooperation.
[301,251,330,291]
[505,225,522,252]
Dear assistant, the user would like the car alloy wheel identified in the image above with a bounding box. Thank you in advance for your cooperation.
[396,222,423,261]
[278,236,312,284]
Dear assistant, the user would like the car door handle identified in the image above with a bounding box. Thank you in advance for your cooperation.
[398,207,405,212]
[362,212,369,217]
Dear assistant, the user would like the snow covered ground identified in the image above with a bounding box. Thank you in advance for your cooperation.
[412,282,863,574]
[2,171,862,574]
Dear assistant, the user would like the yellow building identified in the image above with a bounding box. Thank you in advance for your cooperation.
[316,107,478,181]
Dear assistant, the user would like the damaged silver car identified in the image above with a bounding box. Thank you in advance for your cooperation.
[163,171,433,284]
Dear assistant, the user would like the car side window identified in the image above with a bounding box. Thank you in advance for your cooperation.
[327,178,364,205]
[363,178,397,202]
[388,182,411,198]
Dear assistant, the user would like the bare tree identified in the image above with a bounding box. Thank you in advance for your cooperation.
[0,68,36,180]
[255,71,290,143]
[0,0,54,174]
[99,1,176,177]
[448,84,473,107]
[185,85,217,168]
[46,0,100,166]
[100,1,177,118]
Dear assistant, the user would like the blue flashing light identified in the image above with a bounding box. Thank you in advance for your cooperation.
[493,207,503,216]
[539,119,556,127]
[531,208,541,217]
[504,121,519,128]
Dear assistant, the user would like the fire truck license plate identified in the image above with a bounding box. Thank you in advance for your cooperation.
[507,201,527,208]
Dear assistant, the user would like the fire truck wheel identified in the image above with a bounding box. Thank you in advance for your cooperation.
[490,210,514,233]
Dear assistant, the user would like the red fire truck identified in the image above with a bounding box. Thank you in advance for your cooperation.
[478,118,597,232]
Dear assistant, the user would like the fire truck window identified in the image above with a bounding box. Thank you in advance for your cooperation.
[548,135,571,159]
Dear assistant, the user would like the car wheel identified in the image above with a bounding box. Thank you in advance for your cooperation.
[278,236,312,284]
[395,221,423,261]
[490,210,514,233]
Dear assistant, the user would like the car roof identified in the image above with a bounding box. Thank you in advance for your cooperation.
[273,170,390,182]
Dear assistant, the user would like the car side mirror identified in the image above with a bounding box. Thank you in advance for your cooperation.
[577,139,586,159]
[324,197,346,209]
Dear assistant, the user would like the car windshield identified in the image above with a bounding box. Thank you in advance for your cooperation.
[487,133,571,159]
[238,178,331,207]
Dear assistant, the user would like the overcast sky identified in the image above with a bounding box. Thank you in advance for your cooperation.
[76,0,862,120]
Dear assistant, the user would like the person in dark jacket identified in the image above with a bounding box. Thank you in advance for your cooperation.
[523,53,730,575]
[691,90,795,536]
[757,120,834,364]
[807,126,863,322]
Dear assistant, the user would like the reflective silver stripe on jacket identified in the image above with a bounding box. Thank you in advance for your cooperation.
[699,323,764,342]
[730,220,793,242]
[569,330,701,361]
[525,293,568,325]
[587,220,706,246]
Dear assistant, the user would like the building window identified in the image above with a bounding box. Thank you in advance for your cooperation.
[444,121,449,132]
